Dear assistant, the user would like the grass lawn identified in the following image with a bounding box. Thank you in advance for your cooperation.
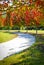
[20,30,44,34]
[0,30,44,65]
[1,30,44,34]
[0,32,17,43]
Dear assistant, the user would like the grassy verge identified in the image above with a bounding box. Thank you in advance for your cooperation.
[0,31,44,65]
[20,30,44,34]
[0,32,17,43]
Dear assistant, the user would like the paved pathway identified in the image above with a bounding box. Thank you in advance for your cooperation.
[0,33,35,60]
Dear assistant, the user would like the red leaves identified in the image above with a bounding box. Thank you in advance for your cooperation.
[0,2,44,27]
[24,10,30,26]
[2,18,6,26]
[36,0,41,6]
[36,21,40,26]
[16,14,21,22]
[10,11,21,26]
[0,11,2,15]
[10,12,15,21]
[29,0,33,4]
[3,2,8,8]
[35,0,44,7]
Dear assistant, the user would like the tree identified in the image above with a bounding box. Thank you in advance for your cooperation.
[30,8,43,36]
[24,8,30,26]
[0,11,2,27]
[35,0,44,8]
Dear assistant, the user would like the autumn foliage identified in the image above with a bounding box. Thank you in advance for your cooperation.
[0,0,44,28]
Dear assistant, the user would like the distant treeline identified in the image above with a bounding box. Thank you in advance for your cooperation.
[0,26,44,30]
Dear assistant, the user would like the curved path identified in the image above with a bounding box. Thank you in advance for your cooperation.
[0,32,35,60]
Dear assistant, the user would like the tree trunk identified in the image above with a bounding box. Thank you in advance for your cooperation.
[36,27,37,38]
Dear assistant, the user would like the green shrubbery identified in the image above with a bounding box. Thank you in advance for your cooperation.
[0,26,44,30]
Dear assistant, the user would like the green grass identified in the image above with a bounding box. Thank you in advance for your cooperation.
[20,30,44,34]
[1,30,44,34]
[0,32,17,43]
[0,31,44,65]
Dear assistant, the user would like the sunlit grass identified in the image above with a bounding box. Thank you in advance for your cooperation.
[0,32,17,43]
